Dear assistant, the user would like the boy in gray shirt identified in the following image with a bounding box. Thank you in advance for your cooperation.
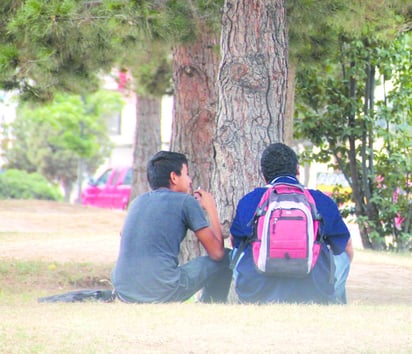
[112,151,232,303]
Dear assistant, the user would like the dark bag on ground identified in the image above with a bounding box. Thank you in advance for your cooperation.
[38,289,115,303]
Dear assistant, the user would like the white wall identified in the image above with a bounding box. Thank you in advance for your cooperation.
[161,95,173,150]
[0,91,18,167]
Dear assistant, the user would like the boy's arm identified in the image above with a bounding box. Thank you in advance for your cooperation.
[194,189,225,261]
[345,238,354,262]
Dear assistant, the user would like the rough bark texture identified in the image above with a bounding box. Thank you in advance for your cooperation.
[130,96,161,202]
[171,30,219,191]
[211,0,288,236]
[284,62,295,145]
[171,26,220,261]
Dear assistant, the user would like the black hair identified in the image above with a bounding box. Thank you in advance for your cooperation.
[260,143,298,183]
[147,151,188,190]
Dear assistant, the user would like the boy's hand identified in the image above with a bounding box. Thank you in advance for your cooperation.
[194,188,216,211]
[193,187,226,253]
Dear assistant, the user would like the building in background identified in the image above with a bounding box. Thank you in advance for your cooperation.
[0,90,18,167]
[73,69,174,181]
[98,69,172,174]
[100,69,137,169]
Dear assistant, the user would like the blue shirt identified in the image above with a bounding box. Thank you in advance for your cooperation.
[230,176,350,304]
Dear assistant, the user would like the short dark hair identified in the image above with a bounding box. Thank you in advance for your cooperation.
[260,143,298,183]
[147,151,188,190]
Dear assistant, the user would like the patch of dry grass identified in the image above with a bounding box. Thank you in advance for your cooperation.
[0,199,125,235]
[0,260,112,302]
[1,200,412,353]
[1,302,411,353]
[354,248,412,266]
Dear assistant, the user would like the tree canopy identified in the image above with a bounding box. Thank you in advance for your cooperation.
[1,0,411,251]
[295,28,412,250]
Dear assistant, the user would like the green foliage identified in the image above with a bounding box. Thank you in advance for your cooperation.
[0,0,118,100]
[0,169,62,201]
[102,0,223,97]
[157,0,197,43]
[287,0,412,69]
[295,33,412,251]
[0,0,225,100]
[154,0,223,44]
[1,90,120,198]
[135,56,172,96]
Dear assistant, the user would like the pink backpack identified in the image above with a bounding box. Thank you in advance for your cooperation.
[251,182,322,277]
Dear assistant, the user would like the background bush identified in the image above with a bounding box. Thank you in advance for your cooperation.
[0,169,63,201]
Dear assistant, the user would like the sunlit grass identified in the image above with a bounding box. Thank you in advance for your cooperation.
[1,302,411,353]
[0,259,112,304]
[354,248,412,266]
[0,200,411,353]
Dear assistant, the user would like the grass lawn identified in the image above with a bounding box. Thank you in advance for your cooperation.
[0,200,411,353]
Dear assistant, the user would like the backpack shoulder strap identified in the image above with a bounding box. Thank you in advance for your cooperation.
[303,188,323,222]
[229,238,249,270]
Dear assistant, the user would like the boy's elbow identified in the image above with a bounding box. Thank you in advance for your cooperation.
[209,248,225,261]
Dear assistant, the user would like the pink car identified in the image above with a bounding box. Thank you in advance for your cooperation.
[81,166,132,210]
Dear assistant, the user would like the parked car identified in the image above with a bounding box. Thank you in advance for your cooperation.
[81,166,133,210]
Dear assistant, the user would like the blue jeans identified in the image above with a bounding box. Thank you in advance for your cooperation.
[334,252,351,304]
[170,248,233,303]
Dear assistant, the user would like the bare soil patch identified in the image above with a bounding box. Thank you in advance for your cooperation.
[1,199,411,305]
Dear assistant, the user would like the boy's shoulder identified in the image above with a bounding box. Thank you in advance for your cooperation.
[159,189,201,208]
[137,189,196,206]
[239,187,267,203]
[307,188,338,207]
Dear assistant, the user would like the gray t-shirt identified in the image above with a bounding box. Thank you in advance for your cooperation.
[111,189,209,302]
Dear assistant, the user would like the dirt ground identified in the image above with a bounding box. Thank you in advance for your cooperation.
[1,199,411,305]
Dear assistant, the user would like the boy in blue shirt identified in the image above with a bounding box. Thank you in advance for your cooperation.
[230,143,353,304]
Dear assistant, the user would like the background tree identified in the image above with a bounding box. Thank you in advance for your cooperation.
[285,0,345,145]
[126,49,171,200]
[1,91,122,201]
[295,32,412,251]
[102,1,172,201]
[293,2,412,250]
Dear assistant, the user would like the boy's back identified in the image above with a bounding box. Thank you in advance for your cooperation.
[112,189,208,302]
[230,143,351,304]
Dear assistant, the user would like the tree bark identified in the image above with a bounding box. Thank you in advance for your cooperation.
[171,24,220,261]
[284,62,295,145]
[212,0,288,236]
[130,95,161,202]
[171,28,219,191]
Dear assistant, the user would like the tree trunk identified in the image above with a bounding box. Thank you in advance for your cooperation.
[63,180,74,203]
[211,0,288,236]
[171,24,220,262]
[130,95,161,202]
[284,61,296,145]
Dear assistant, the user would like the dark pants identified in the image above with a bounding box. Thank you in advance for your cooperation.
[171,248,233,303]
